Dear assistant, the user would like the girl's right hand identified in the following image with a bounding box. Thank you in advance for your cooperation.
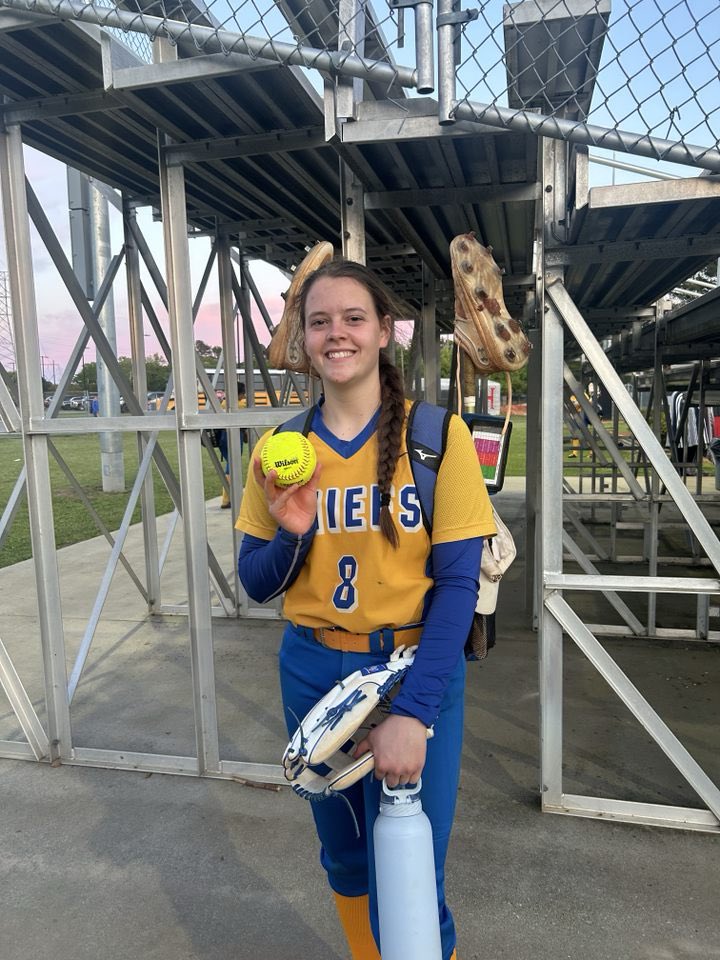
[252,456,321,536]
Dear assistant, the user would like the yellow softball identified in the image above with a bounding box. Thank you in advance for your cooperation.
[260,432,317,487]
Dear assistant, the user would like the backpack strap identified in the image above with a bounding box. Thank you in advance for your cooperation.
[406,400,452,534]
[273,404,317,437]
[273,400,450,535]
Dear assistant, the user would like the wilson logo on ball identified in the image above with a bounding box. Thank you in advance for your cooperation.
[261,431,317,487]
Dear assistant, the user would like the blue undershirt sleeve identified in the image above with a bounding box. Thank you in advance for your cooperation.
[238,523,317,604]
[390,537,483,728]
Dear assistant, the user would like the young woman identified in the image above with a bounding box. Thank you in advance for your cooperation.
[236,260,496,960]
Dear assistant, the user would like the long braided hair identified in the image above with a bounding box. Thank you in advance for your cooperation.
[297,259,409,548]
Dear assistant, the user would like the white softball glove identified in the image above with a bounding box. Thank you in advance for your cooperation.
[282,645,431,800]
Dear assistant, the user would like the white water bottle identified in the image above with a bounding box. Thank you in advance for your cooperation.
[373,779,442,960]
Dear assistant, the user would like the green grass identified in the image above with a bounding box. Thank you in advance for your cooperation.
[504,416,527,476]
[0,415,238,568]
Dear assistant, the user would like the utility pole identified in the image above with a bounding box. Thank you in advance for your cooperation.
[90,179,125,492]
[67,168,125,492]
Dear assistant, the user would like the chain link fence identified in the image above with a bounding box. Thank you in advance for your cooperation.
[1,0,718,170]
[96,0,153,60]
[452,0,720,170]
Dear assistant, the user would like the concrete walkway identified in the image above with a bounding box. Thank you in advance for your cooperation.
[1,479,719,960]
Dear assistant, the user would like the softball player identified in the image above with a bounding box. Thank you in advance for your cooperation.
[236,260,496,960]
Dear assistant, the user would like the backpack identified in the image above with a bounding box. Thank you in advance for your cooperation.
[275,401,515,658]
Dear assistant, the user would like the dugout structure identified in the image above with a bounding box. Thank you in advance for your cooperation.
[0,0,719,832]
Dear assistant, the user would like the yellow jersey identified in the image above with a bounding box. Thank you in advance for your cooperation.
[236,401,496,633]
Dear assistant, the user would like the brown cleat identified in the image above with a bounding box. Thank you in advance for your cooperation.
[450,232,531,375]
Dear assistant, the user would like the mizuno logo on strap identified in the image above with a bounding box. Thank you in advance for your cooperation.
[412,446,438,462]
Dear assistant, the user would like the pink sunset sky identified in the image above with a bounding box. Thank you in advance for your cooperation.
[0,146,290,381]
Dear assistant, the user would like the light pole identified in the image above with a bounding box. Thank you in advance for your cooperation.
[90,179,125,491]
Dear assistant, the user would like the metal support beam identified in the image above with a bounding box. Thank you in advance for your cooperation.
[123,199,161,612]
[336,0,364,122]
[217,233,243,610]
[525,327,540,619]
[158,140,220,775]
[0,123,72,761]
[421,262,438,404]
[545,233,720,266]
[0,364,21,432]
[0,637,50,760]
[107,51,282,92]
[163,127,326,165]
[538,137,567,809]
[364,182,539,209]
[436,0,457,123]
[340,158,365,263]
[90,178,125,492]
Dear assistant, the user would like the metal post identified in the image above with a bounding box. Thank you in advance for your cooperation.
[610,397,619,561]
[217,234,243,610]
[525,327,540,619]
[123,198,161,611]
[90,179,125,491]
[340,159,366,263]
[414,0,435,95]
[241,269,256,410]
[697,360,706,498]
[336,0,364,122]
[0,123,72,760]
[421,262,438,404]
[647,326,664,636]
[539,137,567,808]
[436,0,456,123]
[67,167,94,298]
[158,141,220,774]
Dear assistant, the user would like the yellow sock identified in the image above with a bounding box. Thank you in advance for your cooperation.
[333,891,457,960]
[333,892,381,960]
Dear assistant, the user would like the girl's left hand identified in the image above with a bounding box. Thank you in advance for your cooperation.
[354,714,428,788]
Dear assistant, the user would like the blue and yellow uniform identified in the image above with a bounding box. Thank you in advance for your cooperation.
[238,401,494,631]
[236,400,495,960]
[219,392,247,508]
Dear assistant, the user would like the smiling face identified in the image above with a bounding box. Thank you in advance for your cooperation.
[303,275,391,390]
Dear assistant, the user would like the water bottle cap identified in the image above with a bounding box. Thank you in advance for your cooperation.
[379,778,423,809]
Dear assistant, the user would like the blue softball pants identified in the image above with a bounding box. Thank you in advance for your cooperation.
[218,430,243,474]
[278,622,465,960]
